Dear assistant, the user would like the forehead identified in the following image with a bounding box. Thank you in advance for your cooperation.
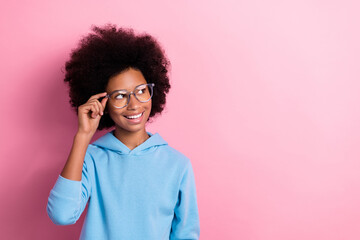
[106,68,147,91]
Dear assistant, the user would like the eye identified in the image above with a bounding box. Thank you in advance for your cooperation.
[136,86,147,95]
[115,94,124,99]
[113,92,127,100]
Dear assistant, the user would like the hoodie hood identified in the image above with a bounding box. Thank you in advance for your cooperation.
[91,130,168,155]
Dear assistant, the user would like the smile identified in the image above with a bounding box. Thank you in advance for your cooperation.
[124,112,144,119]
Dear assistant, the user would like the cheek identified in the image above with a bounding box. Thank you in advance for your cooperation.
[143,101,152,119]
[146,101,152,111]
[107,106,124,120]
[107,110,116,122]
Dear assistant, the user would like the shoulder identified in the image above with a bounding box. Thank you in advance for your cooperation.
[161,144,192,169]
[83,144,106,164]
[85,144,102,156]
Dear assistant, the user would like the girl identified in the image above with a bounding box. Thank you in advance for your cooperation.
[46,24,200,240]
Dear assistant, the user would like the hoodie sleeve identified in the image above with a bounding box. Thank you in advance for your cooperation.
[170,161,200,240]
[46,152,92,225]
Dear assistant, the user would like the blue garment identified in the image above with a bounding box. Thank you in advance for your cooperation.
[47,130,200,240]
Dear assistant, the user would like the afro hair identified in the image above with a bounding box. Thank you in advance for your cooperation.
[64,23,171,130]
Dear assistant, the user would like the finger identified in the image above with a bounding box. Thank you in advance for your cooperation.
[95,100,104,115]
[89,105,95,118]
[89,92,108,101]
[100,96,108,111]
[89,105,99,118]
[79,104,91,114]
[92,102,100,117]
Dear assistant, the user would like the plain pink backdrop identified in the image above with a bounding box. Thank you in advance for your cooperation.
[1,0,360,239]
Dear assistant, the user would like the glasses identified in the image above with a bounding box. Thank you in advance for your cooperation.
[105,83,155,109]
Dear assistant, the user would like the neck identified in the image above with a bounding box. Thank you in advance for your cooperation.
[113,128,150,150]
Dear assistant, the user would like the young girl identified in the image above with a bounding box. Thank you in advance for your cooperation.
[46,24,200,240]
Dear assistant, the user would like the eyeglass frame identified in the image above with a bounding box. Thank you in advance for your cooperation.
[105,83,155,109]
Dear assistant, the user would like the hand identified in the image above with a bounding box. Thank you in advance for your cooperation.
[77,92,108,136]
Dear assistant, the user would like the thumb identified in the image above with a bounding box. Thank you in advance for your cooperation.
[101,95,108,108]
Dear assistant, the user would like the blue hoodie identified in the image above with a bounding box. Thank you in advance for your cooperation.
[47,130,200,240]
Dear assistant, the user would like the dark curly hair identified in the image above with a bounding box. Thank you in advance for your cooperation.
[64,24,171,130]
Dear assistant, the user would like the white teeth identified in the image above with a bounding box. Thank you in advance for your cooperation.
[125,112,143,119]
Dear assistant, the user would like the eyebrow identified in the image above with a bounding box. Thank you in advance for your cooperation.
[109,83,147,93]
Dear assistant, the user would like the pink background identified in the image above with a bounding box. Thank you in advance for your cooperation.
[1,0,360,239]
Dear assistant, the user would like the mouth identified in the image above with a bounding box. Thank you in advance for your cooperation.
[123,111,144,119]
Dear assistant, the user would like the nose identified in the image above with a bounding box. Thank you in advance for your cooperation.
[126,93,140,110]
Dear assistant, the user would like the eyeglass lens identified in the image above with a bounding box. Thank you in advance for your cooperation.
[109,84,153,108]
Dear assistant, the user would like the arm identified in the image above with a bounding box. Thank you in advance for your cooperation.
[46,133,93,225]
[46,92,107,225]
[60,132,92,181]
[170,161,200,240]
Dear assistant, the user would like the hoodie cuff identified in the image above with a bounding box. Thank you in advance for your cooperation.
[52,175,82,200]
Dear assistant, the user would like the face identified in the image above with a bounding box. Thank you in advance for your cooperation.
[105,67,152,134]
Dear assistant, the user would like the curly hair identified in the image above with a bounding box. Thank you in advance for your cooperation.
[64,24,171,130]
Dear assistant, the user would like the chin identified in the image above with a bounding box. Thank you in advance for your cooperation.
[118,118,148,133]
